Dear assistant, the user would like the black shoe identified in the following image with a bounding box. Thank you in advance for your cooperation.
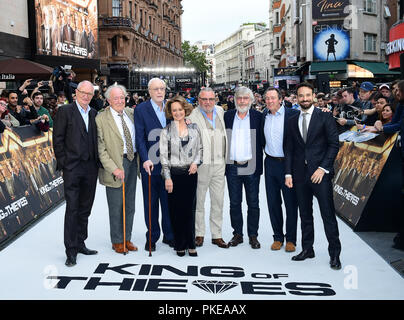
[145,242,156,252]
[249,236,261,249]
[65,254,77,267]
[176,250,186,257]
[78,246,98,255]
[228,234,243,247]
[330,256,342,270]
[163,237,175,248]
[188,250,198,257]
[392,243,404,251]
[292,249,315,261]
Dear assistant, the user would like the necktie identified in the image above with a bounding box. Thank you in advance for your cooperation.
[118,113,134,161]
[302,112,308,143]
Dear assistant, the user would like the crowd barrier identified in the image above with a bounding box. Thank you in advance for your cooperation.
[0,127,64,248]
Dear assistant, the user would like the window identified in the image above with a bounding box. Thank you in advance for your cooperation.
[140,9,143,26]
[129,1,132,19]
[363,0,376,14]
[149,16,152,31]
[112,36,118,56]
[112,0,122,17]
[364,33,377,52]
[275,11,280,25]
[134,3,137,20]
[276,37,280,49]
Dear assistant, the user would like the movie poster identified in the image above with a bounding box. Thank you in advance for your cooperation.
[333,128,398,227]
[0,127,64,245]
[313,21,350,61]
[35,0,98,59]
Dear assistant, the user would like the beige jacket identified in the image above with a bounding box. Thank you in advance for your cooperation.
[96,106,137,188]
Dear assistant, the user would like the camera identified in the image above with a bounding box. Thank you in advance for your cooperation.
[52,66,71,80]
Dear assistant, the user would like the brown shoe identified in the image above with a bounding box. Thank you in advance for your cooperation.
[126,241,138,251]
[195,236,204,247]
[212,238,229,248]
[112,243,128,254]
[271,241,283,251]
[285,242,296,252]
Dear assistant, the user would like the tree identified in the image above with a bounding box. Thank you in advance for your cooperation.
[181,41,209,73]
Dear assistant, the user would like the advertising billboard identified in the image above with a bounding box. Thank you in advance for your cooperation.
[35,0,98,59]
[312,0,350,20]
[313,21,350,61]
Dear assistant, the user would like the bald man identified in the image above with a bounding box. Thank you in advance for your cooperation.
[53,80,100,267]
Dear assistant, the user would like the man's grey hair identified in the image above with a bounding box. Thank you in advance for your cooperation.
[198,87,215,98]
[148,78,166,90]
[234,86,254,102]
[77,80,95,93]
[105,84,127,100]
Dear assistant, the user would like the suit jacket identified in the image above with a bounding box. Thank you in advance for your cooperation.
[261,106,299,157]
[188,105,228,166]
[224,108,263,176]
[53,102,99,172]
[96,106,137,188]
[134,99,170,176]
[62,24,73,43]
[285,107,339,183]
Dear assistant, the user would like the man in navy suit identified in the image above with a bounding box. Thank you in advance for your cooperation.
[285,82,342,270]
[134,78,173,251]
[262,87,299,253]
[224,86,263,249]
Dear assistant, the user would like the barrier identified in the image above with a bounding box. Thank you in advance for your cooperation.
[0,126,64,248]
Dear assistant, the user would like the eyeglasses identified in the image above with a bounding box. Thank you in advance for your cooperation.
[77,89,94,97]
[236,96,250,101]
[199,98,215,102]
[150,87,166,92]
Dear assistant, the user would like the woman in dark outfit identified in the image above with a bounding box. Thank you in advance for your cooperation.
[160,96,203,257]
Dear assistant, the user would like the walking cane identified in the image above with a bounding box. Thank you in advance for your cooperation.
[122,180,127,255]
[148,173,152,257]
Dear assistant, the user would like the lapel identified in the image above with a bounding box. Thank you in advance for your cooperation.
[146,100,163,129]
[292,112,305,146]
[71,103,87,137]
[105,107,123,142]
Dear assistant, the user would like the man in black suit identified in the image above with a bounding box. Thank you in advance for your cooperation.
[53,80,99,267]
[285,82,342,270]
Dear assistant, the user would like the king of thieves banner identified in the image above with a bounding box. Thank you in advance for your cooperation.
[0,127,64,246]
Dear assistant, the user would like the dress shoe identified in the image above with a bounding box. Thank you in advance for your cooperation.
[195,236,204,247]
[112,243,129,254]
[228,234,243,247]
[163,237,175,248]
[271,241,283,251]
[65,255,77,267]
[188,250,198,257]
[126,241,138,251]
[285,242,296,252]
[292,249,315,261]
[330,256,342,270]
[78,246,98,255]
[145,242,156,252]
[249,236,261,249]
[212,238,229,248]
[176,250,186,257]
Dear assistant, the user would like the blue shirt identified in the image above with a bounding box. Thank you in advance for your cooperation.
[151,99,166,128]
[76,101,91,132]
[264,105,285,157]
[199,106,217,129]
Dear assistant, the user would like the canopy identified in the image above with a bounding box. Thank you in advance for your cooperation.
[0,58,54,80]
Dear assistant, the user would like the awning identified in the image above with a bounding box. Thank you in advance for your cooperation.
[0,58,54,80]
[310,61,347,74]
[352,61,400,76]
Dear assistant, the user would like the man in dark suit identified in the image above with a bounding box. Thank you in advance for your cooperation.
[134,78,174,252]
[262,87,299,253]
[285,82,342,270]
[53,80,99,267]
[62,9,73,44]
[224,86,263,249]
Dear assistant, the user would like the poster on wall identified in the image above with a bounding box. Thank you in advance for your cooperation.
[312,0,350,19]
[313,21,350,61]
[333,128,398,227]
[0,127,64,246]
[35,0,98,59]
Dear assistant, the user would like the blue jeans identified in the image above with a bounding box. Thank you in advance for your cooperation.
[226,164,260,237]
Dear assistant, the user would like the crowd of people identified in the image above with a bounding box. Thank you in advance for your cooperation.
[1,75,403,270]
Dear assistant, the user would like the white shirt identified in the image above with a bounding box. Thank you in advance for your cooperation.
[264,106,285,157]
[230,111,252,162]
[110,107,137,154]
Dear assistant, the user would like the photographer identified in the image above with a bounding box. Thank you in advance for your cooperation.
[51,66,77,104]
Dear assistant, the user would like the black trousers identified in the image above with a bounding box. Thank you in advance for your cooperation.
[62,160,98,256]
[167,170,197,251]
[294,174,341,258]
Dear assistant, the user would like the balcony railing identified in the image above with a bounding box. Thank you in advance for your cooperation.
[101,17,132,28]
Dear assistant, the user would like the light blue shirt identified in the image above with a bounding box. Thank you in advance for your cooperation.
[151,99,166,128]
[264,105,285,157]
[230,111,252,161]
[76,101,91,132]
[199,106,217,129]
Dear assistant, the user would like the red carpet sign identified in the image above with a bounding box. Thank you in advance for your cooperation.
[0,127,63,246]
[333,127,398,227]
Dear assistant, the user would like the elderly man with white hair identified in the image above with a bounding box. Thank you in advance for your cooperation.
[134,78,174,252]
[224,86,264,249]
[96,84,138,254]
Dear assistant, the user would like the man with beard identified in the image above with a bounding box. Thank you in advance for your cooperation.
[285,82,341,270]
[32,92,53,127]
[224,86,263,249]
